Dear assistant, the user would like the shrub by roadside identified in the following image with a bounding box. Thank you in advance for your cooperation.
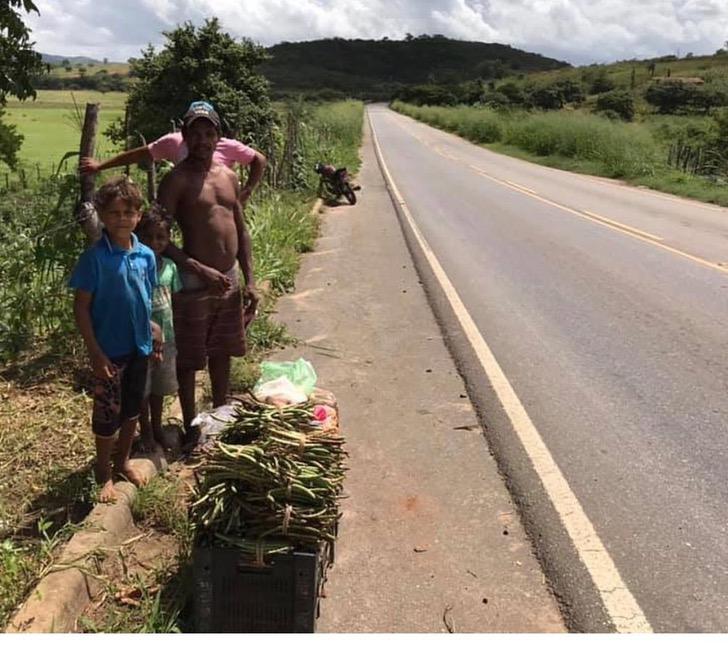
[391,100,728,206]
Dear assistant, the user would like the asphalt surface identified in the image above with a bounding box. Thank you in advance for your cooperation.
[367,105,728,632]
[271,117,564,632]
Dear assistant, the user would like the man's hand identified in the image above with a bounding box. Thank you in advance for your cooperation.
[79,157,101,175]
[90,349,114,380]
[197,264,233,295]
[239,185,253,207]
[243,284,260,328]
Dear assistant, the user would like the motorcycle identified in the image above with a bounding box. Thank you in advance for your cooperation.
[314,162,359,205]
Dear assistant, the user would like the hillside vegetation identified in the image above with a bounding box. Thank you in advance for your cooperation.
[34,36,569,98]
[259,36,569,98]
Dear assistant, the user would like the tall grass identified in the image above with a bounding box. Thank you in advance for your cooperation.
[392,100,659,179]
[503,111,658,177]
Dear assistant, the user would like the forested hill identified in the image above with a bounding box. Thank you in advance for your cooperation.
[259,36,570,98]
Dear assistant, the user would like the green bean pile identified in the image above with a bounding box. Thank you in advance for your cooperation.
[190,398,346,559]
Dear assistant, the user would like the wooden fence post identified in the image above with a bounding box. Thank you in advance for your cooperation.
[124,105,131,177]
[77,103,102,243]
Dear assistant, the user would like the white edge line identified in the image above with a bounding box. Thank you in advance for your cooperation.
[369,108,653,634]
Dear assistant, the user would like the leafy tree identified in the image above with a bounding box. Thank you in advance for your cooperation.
[0,0,44,166]
[396,83,458,106]
[0,108,23,166]
[589,70,615,94]
[0,0,43,103]
[645,80,727,114]
[110,19,275,148]
[644,81,693,113]
[595,89,635,121]
[496,81,525,105]
[529,84,564,109]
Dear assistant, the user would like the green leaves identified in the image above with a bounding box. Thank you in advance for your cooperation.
[116,19,275,150]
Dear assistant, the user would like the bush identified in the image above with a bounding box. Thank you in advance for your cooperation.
[0,174,84,359]
[497,81,525,105]
[644,81,728,114]
[0,109,23,168]
[595,90,635,121]
[113,19,276,149]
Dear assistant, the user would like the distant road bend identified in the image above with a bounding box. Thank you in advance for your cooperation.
[368,104,728,632]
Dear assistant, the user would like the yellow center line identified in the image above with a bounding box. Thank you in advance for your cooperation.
[581,210,663,242]
[505,180,538,195]
[392,110,728,273]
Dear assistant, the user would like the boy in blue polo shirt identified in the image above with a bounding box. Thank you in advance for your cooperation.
[70,176,161,503]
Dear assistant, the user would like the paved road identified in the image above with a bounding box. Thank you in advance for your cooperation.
[368,105,728,632]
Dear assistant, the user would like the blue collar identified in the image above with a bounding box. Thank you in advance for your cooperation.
[100,230,140,254]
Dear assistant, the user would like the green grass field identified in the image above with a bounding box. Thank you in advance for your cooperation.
[3,90,127,173]
[49,62,130,78]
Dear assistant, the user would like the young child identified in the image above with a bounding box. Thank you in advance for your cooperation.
[135,206,182,453]
[69,176,161,503]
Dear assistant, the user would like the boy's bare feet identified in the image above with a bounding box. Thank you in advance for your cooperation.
[99,479,117,503]
[115,462,148,487]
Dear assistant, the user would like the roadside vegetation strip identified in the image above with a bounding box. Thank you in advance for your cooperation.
[369,111,652,633]
[391,101,728,208]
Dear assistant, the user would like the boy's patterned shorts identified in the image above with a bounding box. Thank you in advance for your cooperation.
[92,354,149,437]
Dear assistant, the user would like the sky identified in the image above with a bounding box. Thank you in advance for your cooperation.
[24,0,728,66]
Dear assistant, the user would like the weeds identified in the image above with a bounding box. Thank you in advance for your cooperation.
[132,476,188,540]
[0,517,79,628]
[392,100,728,205]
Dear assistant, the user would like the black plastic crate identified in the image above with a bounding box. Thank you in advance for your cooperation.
[192,545,327,633]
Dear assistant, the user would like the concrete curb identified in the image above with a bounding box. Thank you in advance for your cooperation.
[6,456,160,633]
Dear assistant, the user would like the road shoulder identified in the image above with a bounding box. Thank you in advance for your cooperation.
[270,115,565,632]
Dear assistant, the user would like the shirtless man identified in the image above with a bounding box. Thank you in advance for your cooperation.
[157,103,259,449]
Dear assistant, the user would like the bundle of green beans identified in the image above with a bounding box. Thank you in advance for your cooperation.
[190,398,346,559]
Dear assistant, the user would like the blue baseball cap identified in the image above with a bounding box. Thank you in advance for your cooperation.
[183,100,221,131]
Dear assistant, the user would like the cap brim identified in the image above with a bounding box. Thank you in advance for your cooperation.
[184,115,220,130]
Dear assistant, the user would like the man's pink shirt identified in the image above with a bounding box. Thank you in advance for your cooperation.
[147,132,256,168]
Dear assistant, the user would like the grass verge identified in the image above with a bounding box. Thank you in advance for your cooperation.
[392,101,728,207]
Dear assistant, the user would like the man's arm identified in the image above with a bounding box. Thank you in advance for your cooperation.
[157,171,232,294]
[79,146,152,175]
[233,177,259,324]
[239,150,267,206]
[73,290,113,379]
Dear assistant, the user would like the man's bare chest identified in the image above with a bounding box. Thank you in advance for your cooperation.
[178,178,237,213]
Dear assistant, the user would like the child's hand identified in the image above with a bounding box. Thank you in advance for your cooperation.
[198,264,233,295]
[90,350,114,380]
[151,322,163,363]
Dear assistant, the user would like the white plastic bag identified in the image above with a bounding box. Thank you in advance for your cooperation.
[253,376,307,406]
[191,403,237,440]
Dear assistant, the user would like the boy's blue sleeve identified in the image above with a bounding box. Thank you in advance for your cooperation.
[68,250,97,293]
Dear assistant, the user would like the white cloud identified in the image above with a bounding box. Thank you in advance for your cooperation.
[23,0,728,64]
